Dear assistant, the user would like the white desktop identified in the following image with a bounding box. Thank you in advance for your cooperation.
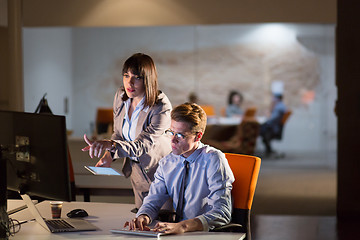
[7,200,245,240]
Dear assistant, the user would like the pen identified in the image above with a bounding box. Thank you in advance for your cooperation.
[19,219,35,225]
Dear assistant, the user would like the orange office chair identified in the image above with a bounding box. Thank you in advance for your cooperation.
[237,107,259,155]
[243,107,257,118]
[95,108,113,136]
[236,121,260,155]
[273,110,292,140]
[200,105,216,117]
[213,153,261,240]
[281,110,292,125]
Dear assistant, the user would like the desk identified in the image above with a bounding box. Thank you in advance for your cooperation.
[75,174,133,202]
[9,200,245,240]
[207,116,266,126]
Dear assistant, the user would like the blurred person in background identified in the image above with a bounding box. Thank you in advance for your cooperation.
[260,94,287,156]
[226,91,244,117]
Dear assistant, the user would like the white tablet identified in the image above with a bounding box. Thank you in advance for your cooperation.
[84,166,123,176]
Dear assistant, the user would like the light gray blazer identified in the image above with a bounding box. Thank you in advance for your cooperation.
[111,89,172,181]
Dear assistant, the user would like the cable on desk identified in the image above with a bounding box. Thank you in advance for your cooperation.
[0,209,22,238]
[7,218,21,236]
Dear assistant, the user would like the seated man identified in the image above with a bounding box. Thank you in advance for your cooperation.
[260,94,287,156]
[124,102,235,234]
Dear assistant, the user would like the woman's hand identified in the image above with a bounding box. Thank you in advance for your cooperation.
[81,134,112,158]
[95,151,112,167]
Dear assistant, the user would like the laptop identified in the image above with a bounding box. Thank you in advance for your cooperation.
[110,228,169,237]
[21,194,99,233]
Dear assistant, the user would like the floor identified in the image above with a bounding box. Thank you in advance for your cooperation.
[251,215,360,240]
[249,149,355,240]
[252,150,337,216]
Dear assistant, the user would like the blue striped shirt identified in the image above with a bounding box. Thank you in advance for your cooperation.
[137,142,235,231]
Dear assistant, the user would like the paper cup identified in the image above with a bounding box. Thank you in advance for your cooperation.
[50,201,63,219]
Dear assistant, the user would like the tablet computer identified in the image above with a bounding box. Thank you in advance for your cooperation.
[84,166,123,176]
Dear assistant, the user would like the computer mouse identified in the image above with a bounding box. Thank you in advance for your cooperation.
[66,208,88,218]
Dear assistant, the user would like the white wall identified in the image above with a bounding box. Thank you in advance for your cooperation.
[71,26,197,136]
[22,24,336,159]
[23,27,73,129]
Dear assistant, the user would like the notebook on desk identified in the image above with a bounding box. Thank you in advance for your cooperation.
[21,194,98,233]
[7,199,38,215]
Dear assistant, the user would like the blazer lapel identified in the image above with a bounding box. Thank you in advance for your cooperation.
[118,102,126,132]
[135,109,149,137]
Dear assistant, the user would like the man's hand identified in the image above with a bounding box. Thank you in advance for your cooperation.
[153,222,185,234]
[81,134,112,158]
[153,218,203,234]
[124,215,151,231]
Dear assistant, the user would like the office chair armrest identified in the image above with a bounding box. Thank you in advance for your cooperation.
[210,223,244,232]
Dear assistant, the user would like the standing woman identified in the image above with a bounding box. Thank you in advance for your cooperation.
[82,53,172,212]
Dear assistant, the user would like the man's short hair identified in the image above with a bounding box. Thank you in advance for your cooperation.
[171,102,207,133]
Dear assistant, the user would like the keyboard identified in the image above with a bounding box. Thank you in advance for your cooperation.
[46,219,75,230]
[110,228,168,237]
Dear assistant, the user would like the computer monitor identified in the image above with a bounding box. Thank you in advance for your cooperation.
[0,110,72,202]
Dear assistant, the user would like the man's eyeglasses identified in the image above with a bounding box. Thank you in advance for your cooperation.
[165,129,193,140]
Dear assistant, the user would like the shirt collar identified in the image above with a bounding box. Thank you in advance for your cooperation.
[180,142,204,164]
[124,96,149,113]
[137,96,146,111]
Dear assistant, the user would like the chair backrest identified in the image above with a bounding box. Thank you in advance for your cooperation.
[225,153,261,239]
[96,108,113,123]
[95,108,113,135]
[225,153,261,210]
[281,110,292,125]
[200,105,216,117]
[243,107,257,119]
[237,121,260,155]
[273,110,292,140]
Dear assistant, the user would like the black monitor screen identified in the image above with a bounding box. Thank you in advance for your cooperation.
[0,110,71,202]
